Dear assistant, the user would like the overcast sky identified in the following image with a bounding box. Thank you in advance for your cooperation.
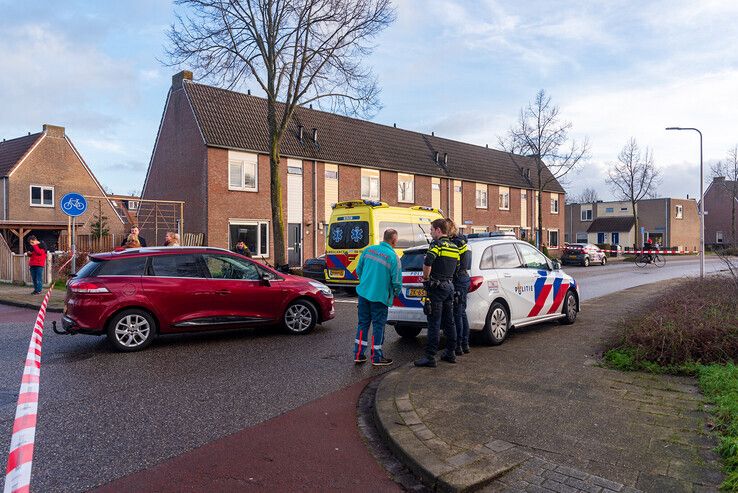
[1,0,737,200]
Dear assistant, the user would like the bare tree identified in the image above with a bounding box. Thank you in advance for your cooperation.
[606,138,660,248]
[499,89,589,247]
[166,0,395,266]
[711,145,738,244]
[575,187,599,204]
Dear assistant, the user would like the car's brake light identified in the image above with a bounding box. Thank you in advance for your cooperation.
[468,276,484,293]
[69,281,110,294]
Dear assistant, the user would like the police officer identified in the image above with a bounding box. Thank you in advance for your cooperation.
[415,218,460,367]
[447,219,471,356]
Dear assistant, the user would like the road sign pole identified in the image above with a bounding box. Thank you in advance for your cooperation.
[71,217,76,274]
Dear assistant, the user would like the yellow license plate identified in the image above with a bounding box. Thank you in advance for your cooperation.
[329,269,345,279]
[408,288,426,298]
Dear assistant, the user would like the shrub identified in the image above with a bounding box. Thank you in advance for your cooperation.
[614,278,738,366]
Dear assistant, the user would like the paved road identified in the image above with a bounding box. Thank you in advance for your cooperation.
[0,256,727,491]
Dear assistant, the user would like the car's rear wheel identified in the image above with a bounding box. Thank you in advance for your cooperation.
[283,299,317,334]
[480,302,509,346]
[560,291,578,325]
[106,309,157,352]
[395,324,422,339]
[583,257,590,267]
[601,256,607,266]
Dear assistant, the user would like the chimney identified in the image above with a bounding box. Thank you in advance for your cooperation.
[43,124,65,138]
[714,176,726,182]
[172,70,193,89]
[312,128,318,143]
[393,123,396,128]
[298,125,304,141]
[431,131,434,136]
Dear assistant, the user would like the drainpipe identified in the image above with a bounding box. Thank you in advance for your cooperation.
[664,198,669,248]
[1,177,7,220]
[447,179,451,219]
[313,160,318,257]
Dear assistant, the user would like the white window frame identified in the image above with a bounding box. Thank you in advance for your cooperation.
[675,204,683,219]
[550,193,559,214]
[498,186,510,210]
[580,208,592,221]
[476,184,488,209]
[575,232,588,243]
[716,231,724,243]
[30,185,54,208]
[361,169,380,200]
[228,152,258,192]
[127,200,139,211]
[228,220,269,257]
[548,229,559,248]
[397,173,414,203]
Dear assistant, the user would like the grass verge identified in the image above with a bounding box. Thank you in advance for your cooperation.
[603,277,738,491]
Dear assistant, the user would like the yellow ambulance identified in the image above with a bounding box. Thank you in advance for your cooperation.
[324,200,443,287]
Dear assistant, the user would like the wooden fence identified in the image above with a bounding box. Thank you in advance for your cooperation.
[58,233,119,253]
[0,234,53,286]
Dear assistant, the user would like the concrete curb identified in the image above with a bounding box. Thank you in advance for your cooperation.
[373,365,530,492]
[0,298,63,313]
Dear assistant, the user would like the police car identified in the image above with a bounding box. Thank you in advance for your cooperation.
[387,232,579,345]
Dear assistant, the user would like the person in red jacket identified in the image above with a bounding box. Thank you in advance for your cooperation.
[26,235,46,295]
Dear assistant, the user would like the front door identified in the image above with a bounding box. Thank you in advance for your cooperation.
[288,223,302,266]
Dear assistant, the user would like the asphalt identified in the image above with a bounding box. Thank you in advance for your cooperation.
[0,301,421,492]
[374,282,723,492]
[0,256,730,492]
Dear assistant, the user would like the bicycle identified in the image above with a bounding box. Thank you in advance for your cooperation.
[62,198,85,212]
[635,252,665,268]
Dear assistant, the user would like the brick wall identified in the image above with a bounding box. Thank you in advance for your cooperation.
[704,179,738,245]
[7,128,126,238]
[337,165,361,201]
[142,86,208,240]
[668,198,700,251]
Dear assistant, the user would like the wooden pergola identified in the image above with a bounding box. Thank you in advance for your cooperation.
[0,220,69,254]
[86,195,185,244]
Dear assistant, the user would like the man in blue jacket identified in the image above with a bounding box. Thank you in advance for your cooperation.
[353,229,402,366]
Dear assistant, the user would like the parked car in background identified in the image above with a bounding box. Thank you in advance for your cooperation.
[62,247,335,351]
[560,243,607,267]
[302,255,326,282]
[387,233,579,346]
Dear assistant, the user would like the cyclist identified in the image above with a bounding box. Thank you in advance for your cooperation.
[644,238,654,263]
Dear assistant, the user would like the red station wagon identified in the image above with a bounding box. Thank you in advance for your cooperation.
[62,247,335,351]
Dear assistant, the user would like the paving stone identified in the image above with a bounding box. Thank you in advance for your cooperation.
[485,439,516,452]
[446,450,480,468]
[399,410,422,426]
[396,397,414,413]
[541,479,579,493]
[542,470,571,484]
[590,476,624,491]
[408,423,435,441]
[564,477,602,493]
[555,465,590,480]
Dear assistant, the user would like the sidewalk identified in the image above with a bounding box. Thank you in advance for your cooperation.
[374,282,722,492]
[0,283,65,312]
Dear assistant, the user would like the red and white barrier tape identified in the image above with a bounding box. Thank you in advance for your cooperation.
[566,248,698,255]
[4,287,53,493]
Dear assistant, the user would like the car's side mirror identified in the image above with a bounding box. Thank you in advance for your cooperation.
[551,259,561,271]
[260,273,272,286]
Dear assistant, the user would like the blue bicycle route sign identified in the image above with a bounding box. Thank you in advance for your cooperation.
[60,193,88,217]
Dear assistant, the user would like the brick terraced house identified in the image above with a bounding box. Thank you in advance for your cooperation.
[0,124,125,253]
[565,198,699,251]
[143,71,566,265]
[704,176,738,246]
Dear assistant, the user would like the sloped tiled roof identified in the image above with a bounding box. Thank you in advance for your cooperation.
[0,132,42,176]
[587,216,636,233]
[183,82,565,193]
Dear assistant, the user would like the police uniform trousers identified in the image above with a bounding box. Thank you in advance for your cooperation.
[425,280,456,358]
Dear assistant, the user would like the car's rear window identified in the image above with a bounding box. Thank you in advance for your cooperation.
[328,221,369,249]
[75,259,102,278]
[401,250,426,272]
[96,257,147,276]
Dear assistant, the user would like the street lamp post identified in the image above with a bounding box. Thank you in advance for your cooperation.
[665,127,704,279]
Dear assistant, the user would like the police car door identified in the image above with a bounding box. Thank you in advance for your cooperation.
[488,242,532,321]
[514,243,555,322]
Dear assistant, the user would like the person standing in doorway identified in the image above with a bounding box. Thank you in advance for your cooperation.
[415,219,459,367]
[164,232,180,246]
[353,229,402,367]
[233,241,253,258]
[26,235,46,295]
